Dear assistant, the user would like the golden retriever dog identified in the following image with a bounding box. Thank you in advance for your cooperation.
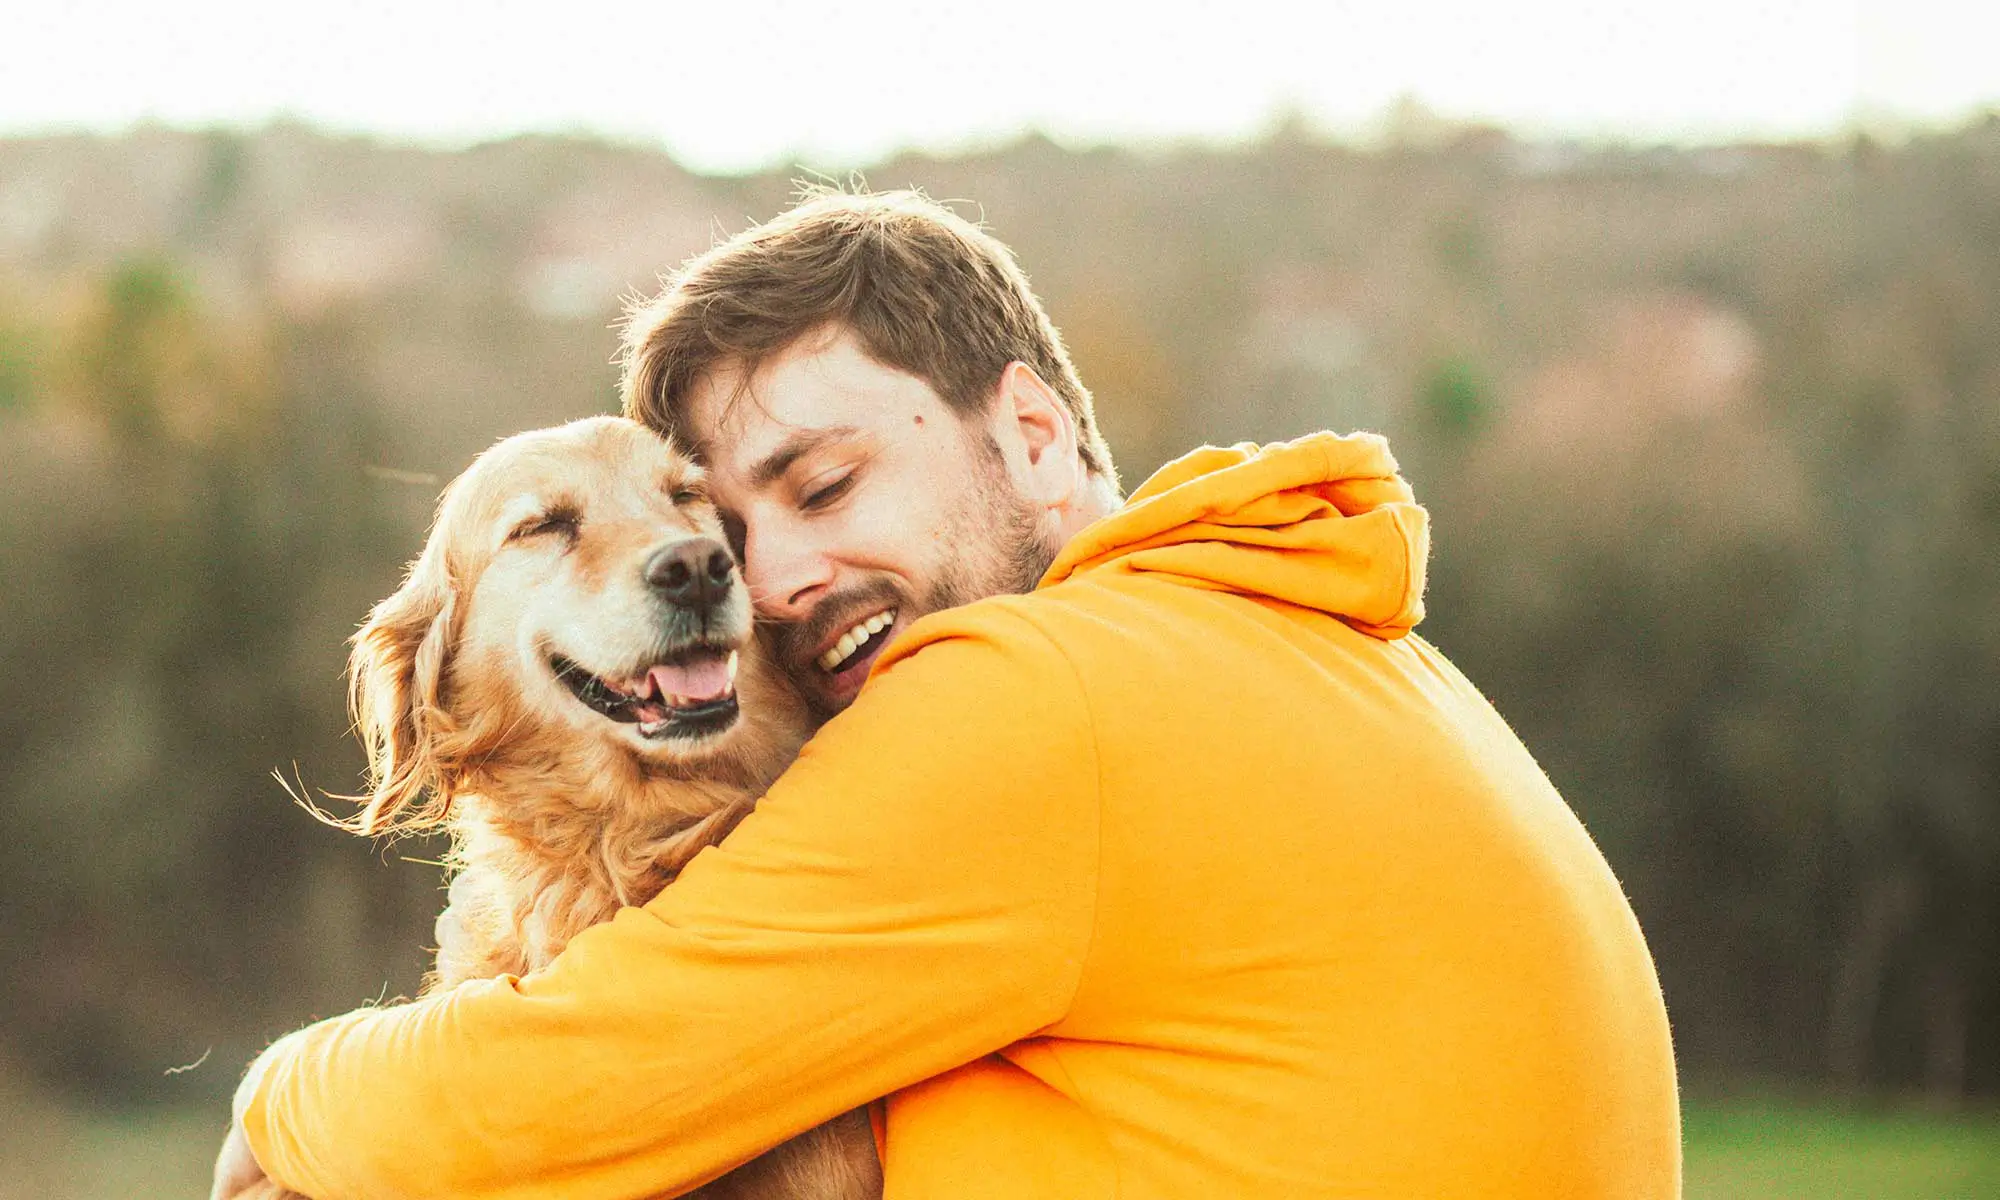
[255,416,879,1200]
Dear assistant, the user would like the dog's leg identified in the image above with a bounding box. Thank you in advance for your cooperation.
[427,864,536,991]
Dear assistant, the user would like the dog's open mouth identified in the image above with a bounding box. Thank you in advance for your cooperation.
[551,648,740,740]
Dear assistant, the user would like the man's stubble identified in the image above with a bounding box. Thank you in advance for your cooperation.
[770,427,1063,719]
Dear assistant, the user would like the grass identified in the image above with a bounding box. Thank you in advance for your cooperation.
[0,1091,220,1200]
[1684,1097,2000,1200]
[5,1087,2000,1198]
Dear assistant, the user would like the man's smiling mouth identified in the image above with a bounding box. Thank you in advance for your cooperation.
[817,609,897,673]
[552,649,740,738]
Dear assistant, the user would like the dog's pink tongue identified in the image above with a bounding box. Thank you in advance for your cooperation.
[648,656,735,704]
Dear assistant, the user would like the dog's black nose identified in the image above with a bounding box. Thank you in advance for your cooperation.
[644,537,736,609]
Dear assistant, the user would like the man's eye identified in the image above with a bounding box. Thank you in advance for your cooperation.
[508,513,579,543]
[801,472,855,511]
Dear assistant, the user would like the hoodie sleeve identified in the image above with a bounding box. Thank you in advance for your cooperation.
[243,605,1100,1199]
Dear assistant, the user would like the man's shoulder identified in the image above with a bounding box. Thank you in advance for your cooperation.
[871,588,1079,683]
[876,570,1218,703]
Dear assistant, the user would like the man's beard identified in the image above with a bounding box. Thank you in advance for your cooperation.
[924,433,1063,609]
[768,433,1063,718]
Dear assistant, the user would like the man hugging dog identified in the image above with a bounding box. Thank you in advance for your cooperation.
[215,189,1681,1199]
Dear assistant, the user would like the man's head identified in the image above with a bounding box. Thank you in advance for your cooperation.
[620,189,1119,716]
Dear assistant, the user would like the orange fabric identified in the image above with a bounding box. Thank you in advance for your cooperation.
[245,432,1680,1198]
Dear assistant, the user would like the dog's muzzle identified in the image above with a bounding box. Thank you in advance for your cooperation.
[645,537,736,614]
[550,536,748,741]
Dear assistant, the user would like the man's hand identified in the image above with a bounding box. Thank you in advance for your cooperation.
[210,1116,271,1199]
[211,1030,305,1199]
[211,888,478,1200]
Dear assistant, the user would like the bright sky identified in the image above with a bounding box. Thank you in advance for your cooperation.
[4,1,1994,173]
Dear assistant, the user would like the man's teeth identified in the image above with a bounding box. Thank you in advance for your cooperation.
[818,610,896,672]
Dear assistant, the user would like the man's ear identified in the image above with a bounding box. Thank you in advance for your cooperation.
[996,361,1084,508]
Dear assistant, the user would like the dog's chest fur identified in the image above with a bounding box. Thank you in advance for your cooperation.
[429,766,761,985]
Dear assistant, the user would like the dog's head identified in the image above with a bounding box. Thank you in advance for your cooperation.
[347,415,804,836]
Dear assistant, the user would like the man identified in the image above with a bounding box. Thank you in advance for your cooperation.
[216,189,1680,1198]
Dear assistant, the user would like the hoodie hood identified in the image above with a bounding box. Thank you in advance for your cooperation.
[1041,431,1429,639]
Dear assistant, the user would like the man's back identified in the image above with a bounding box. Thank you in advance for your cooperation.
[880,434,1680,1196]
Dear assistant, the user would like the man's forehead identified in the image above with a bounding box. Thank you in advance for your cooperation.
[683,368,821,477]
[685,338,930,478]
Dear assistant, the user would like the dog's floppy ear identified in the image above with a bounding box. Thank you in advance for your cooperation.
[346,541,462,838]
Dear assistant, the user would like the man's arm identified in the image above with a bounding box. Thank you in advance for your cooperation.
[241,604,1100,1199]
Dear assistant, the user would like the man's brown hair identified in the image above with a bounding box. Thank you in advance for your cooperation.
[619,187,1117,487]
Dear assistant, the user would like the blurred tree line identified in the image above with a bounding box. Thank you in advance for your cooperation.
[0,116,1995,1111]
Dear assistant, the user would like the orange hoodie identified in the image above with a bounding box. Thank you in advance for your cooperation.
[245,432,1681,1199]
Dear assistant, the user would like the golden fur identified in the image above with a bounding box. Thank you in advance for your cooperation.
[258,416,878,1200]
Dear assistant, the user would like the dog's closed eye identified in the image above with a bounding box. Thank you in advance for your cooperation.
[508,507,581,544]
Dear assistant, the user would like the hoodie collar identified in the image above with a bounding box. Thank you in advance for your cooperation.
[1040,432,1430,640]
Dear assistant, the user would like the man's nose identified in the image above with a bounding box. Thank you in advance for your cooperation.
[644,537,736,611]
[742,533,834,622]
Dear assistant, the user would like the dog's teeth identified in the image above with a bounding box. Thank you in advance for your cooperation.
[724,650,739,683]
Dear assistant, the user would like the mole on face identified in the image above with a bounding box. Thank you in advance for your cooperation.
[913,414,923,426]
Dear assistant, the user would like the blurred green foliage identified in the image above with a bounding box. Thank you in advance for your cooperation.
[1418,354,1489,436]
[0,118,1996,1124]
[0,316,38,412]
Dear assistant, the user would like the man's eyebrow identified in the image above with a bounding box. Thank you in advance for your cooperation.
[747,425,864,489]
